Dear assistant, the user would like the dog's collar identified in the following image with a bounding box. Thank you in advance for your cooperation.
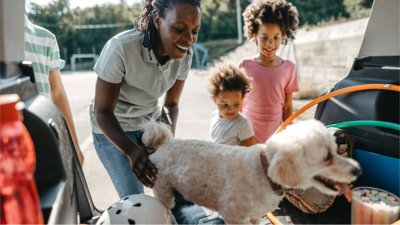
[260,152,285,196]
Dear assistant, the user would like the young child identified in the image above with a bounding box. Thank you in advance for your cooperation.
[239,0,299,144]
[208,64,255,146]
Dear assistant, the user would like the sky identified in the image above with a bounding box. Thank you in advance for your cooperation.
[29,0,141,9]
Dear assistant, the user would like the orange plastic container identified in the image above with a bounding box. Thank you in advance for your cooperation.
[0,94,43,224]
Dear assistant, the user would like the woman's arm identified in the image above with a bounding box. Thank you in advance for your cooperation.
[163,80,185,135]
[94,77,157,187]
[49,70,84,166]
[283,93,294,122]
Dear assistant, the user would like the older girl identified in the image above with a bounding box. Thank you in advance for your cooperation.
[239,0,299,143]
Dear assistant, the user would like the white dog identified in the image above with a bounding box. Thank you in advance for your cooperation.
[142,119,361,224]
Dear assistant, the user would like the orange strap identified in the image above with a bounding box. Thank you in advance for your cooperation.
[276,84,400,133]
[266,212,283,225]
[266,83,400,224]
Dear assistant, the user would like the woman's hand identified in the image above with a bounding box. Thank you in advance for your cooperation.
[126,146,158,187]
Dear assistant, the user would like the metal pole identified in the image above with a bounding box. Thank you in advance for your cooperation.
[236,0,243,44]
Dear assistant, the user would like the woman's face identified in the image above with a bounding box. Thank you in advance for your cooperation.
[155,3,201,60]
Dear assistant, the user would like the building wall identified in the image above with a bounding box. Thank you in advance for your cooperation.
[294,18,368,93]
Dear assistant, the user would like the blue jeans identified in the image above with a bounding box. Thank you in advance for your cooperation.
[92,131,144,198]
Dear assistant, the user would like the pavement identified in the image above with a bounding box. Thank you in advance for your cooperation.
[61,70,315,210]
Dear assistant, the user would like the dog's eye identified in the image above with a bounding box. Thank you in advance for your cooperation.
[324,152,333,162]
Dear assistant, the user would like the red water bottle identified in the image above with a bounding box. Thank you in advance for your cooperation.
[0,94,43,224]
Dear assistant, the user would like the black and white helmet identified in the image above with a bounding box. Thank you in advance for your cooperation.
[96,194,171,225]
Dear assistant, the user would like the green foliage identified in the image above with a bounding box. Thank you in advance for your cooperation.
[68,4,137,56]
[290,0,350,25]
[29,0,74,50]
[198,0,250,42]
[360,0,374,8]
[344,0,372,19]
[28,0,142,64]
[26,0,373,69]
[202,39,242,63]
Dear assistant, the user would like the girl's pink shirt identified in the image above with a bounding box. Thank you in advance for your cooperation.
[239,58,299,143]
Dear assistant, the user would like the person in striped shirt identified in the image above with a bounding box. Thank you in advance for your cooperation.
[24,15,84,166]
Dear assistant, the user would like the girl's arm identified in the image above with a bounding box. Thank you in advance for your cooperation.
[163,80,185,135]
[283,93,294,122]
[94,77,157,187]
[240,136,255,146]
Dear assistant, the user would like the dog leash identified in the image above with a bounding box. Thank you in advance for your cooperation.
[260,153,285,225]
[259,152,285,196]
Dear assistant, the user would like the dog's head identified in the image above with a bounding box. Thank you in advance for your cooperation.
[265,119,361,197]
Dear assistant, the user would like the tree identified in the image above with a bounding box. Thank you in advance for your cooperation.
[29,0,73,46]
[199,0,250,42]
[27,0,359,66]
[291,0,350,25]
[28,0,142,64]
[360,0,373,8]
[70,4,139,56]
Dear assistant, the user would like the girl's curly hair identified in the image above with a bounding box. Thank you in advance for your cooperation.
[242,0,298,44]
[208,64,252,99]
[135,0,201,56]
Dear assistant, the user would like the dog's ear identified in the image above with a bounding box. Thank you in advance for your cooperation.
[268,151,301,188]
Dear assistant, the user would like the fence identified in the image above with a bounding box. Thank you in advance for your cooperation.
[70,53,98,71]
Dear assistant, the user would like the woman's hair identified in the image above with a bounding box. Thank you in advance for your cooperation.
[208,64,252,99]
[243,0,298,44]
[135,0,201,55]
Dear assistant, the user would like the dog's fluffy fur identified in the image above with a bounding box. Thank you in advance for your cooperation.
[142,119,360,224]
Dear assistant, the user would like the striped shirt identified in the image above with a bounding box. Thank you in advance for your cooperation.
[24,16,65,97]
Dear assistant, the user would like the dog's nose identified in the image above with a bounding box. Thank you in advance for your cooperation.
[351,167,362,177]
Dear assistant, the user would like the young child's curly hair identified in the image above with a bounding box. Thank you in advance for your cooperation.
[243,0,298,44]
[208,64,252,99]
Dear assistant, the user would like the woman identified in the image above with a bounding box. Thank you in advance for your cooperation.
[90,0,201,198]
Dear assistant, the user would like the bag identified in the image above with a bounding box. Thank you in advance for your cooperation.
[284,128,352,213]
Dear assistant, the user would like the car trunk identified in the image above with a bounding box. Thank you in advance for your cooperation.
[271,0,399,224]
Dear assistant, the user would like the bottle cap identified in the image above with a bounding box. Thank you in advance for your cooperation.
[0,94,24,123]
